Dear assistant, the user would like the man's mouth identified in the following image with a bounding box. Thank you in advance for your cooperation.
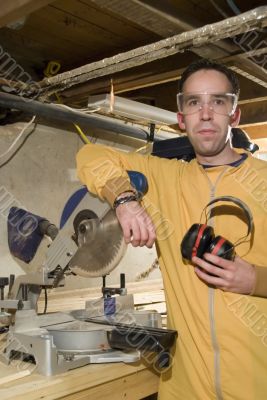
[197,129,217,137]
[197,129,216,134]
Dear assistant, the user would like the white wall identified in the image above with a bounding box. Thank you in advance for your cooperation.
[0,121,160,293]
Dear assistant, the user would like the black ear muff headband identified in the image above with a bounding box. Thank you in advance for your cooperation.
[203,196,253,242]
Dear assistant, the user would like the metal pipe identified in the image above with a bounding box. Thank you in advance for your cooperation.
[0,92,149,141]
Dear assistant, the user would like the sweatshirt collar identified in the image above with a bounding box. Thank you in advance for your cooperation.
[201,153,248,169]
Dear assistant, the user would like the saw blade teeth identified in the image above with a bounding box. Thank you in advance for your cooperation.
[69,207,127,277]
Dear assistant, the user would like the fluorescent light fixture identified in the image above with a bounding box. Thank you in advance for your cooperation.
[88,94,177,126]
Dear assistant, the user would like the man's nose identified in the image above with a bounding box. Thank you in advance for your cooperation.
[200,102,213,120]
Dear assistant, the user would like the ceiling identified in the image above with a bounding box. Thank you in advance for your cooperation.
[0,0,266,138]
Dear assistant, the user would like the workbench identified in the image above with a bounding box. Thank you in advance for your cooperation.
[0,359,159,400]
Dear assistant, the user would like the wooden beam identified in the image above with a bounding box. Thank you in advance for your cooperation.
[240,124,267,139]
[0,0,56,28]
[230,61,267,89]
[61,65,267,107]
[239,99,267,126]
[34,7,267,98]
[61,65,184,103]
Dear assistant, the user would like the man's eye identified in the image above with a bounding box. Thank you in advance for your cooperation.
[213,98,226,105]
[187,99,199,107]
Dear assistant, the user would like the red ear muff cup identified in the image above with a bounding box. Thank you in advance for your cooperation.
[206,236,235,260]
[180,196,253,263]
[181,224,214,261]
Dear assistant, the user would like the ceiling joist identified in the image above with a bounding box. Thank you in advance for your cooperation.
[33,6,267,99]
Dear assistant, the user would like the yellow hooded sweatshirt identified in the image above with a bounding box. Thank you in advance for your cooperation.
[77,143,267,400]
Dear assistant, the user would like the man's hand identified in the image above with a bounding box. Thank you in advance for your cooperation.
[115,201,156,248]
[192,253,256,295]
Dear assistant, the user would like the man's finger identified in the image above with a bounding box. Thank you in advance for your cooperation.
[123,224,133,244]
[130,219,141,247]
[192,256,225,277]
[138,223,149,247]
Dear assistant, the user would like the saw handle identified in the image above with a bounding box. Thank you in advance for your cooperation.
[127,170,148,196]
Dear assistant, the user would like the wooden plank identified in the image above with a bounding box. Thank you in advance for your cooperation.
[0,26,86,65]
[37,279,165,313]
[136,302,167,315]
[0,361,159,400]
[50,0,158,42]
[88,0,220,35]
[134,291,165,305]
[0,0,56,28]
[39,279,164,300]
[29,6,126,51]
[0,370,31,386]
[57,368,158,400]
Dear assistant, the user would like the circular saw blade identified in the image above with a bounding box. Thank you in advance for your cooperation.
[69,208,126,277]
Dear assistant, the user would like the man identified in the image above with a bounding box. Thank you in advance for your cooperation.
[76,59,267,399]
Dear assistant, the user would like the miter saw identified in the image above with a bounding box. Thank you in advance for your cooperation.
[0,173,177,376]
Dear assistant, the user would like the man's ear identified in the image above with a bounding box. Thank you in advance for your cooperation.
[177,112,185,130]
[230,107,241,127]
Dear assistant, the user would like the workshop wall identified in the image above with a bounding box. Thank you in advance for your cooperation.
[0,121,160,291]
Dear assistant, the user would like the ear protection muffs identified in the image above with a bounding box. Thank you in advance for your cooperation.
[181,196,253,261]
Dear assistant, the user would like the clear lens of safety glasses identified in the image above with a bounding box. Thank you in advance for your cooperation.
[177,92,238,116]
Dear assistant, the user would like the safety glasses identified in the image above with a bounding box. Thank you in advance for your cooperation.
[177,92,238,116]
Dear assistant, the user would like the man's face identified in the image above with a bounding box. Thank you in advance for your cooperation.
[177,69,240,158]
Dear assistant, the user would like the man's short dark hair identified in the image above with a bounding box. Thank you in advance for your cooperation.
[178,58,240,95]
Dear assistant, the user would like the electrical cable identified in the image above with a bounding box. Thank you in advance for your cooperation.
[135,258,159,281]
[208,0,229,18]
[0,116,37,168]
[134,124,164,153]
[226,0,241,15]
[55,102,100,114]
[0,115,36,160]
[42,287,48,314]
[73,123,91,144]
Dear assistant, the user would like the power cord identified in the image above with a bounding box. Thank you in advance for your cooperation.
[0,116,36,168]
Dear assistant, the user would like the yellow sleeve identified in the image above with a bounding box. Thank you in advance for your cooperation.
[76,143,153,206]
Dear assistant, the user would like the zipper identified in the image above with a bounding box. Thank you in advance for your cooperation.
[209,182,223,400]
[201,166,229,400]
